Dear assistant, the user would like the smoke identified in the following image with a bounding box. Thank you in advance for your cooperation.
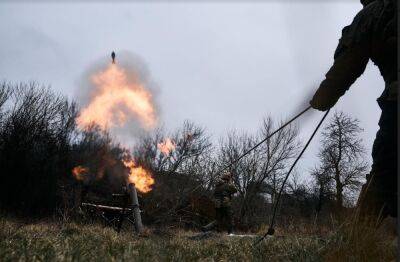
[76,50,161,145]
[289,83,319,125]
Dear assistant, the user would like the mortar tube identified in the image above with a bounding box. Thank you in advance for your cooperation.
[127,183,144,234]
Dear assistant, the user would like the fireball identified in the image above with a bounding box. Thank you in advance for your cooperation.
[77,63,157,130]
[72,165,89,181]
[123,160,154,193]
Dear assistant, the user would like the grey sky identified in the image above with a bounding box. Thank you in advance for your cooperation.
[0,2,383,181]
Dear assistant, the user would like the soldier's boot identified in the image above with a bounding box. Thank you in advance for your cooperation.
[201,220,217,232]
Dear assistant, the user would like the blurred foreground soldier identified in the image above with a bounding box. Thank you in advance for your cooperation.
[310,0,397,221]
[202,172,237,234]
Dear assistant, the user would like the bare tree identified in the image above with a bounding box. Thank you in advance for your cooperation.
[310,166,335,220]
[315,111,367,210]
[259,117,300,204]
[0,83,12,142]
[0,82,77,214]
[131,120,214,225]
[217,116,300,225]
[133,121,212,176]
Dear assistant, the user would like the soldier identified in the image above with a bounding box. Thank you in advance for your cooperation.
[310,0,397,221]
[202,172,238,234]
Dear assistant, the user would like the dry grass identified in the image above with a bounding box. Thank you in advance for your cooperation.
[0,216,396,261]
[323,218,397,262]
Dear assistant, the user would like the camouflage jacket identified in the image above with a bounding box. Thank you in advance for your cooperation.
[312,0,397,110]
[213,179,237,208]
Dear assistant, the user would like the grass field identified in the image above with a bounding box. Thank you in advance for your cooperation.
[0,216,396,261]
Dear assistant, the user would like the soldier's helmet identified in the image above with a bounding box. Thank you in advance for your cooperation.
[221,172,232,181]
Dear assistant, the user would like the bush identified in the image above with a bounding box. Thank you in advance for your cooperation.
[0,82,77,215]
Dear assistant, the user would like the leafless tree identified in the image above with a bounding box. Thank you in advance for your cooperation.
[217,116,300,225]
[310,166,335,220]
[314,111,368,210]
[259,117,300,204]
[0,82,77,214]
[131,120,214,225]
[0,83,12,139]
[133,120,213,178]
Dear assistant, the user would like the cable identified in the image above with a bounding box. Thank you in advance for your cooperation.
[222,106,312,172]
[254,109,330,245]
[187,106,312,194]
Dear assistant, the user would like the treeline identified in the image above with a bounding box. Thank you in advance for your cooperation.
[0,83,76,214]
[0,82,367,230]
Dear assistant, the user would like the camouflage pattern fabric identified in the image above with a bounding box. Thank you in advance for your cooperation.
[310,0,397,219]
[202,179,237,233]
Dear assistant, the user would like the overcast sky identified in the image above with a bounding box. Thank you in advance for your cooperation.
[0,1,383,182]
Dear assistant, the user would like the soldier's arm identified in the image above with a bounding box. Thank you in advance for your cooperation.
[310,5,376,111]
[311,45,369,111]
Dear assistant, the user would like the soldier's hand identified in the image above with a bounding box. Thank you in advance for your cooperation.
[310,86,339,111]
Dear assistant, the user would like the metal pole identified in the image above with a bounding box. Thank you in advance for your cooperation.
[127,183,144,234]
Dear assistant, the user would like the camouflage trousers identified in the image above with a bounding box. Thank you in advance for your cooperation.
[216,206,234,233]
[202,206,234,234]
[358,100,397,219]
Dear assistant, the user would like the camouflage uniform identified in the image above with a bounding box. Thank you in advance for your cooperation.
[202,176,237,233]
[310,0,397,219]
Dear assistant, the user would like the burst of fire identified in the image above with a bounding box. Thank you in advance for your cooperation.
[72,165,89,181]
[77,63,157,130]
[123,160,154,193]
[157,138,176,155]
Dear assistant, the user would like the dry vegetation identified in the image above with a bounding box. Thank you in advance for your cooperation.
[0,83,396,261]
[0,216,396,262]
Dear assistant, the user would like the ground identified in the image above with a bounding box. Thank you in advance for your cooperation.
[0,216,396,261]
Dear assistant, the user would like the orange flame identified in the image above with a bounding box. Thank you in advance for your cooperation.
[123,160,154,193]
[72,165,89,181]
[157,138,176,155]
[77,63,157,130]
